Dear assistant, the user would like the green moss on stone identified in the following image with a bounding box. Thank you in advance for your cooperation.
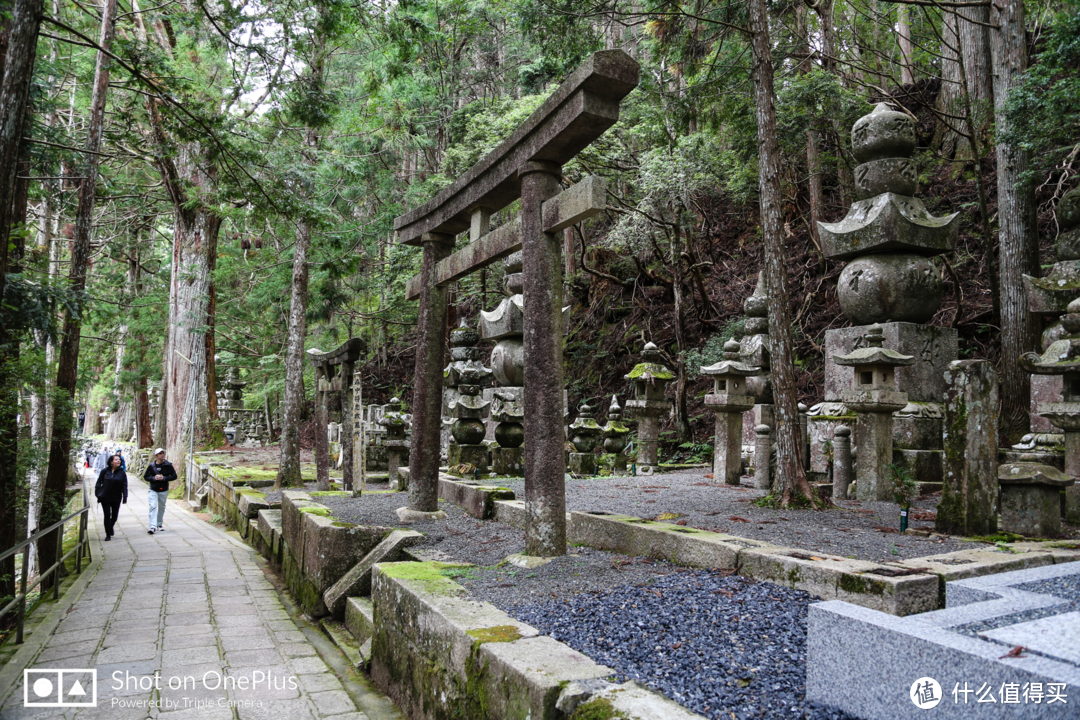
[311,490,352,497]
[379,561,471,596]
[839,573,887,596]
[466,625,522,644]
[298,506,332,517]
[332,521,356,528]
[627,362,674,381]
[571,697,628,720]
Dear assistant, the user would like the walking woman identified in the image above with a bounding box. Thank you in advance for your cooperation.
[95,454,128,541]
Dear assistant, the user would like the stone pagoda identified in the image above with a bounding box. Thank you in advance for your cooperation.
[379,398,410,484]
[444,325,492,473]
[600,395,630,475]
[811,102,960,484]
[568,401,603,476]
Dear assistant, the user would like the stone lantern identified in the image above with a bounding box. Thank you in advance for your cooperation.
[380,397,410,484]
[625,342,674,473]
[600,395,631,475]
[832,324,915,500]
[568,401,603,476]
[1018,296,1080,523]
[702,340,759,485]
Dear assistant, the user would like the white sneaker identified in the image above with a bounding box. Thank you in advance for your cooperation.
[156,526,164,532]
[148,527,155,535]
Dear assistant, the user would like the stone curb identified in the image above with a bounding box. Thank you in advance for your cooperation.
[438,476,516,519]
[368,561,706,720]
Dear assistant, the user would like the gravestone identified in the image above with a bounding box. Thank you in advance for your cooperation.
[397,51,639,555]
[307,338,365,491]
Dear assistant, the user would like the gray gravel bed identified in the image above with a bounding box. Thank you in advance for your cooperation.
[952,570,1080,641]
[495,469,982,562]
[503,570,854,720]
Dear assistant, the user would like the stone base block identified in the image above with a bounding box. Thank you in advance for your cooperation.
[566,681,707,720]
[492,447,523,476]
[806,562,1080,720]
[438,477,515,519]
[894,414,943,451]
[494,499,527,529]
[449,444,489,473]
[256,509,283,566]
[395,506,448,523]
[1001,484,1065,537]
[568,452,596,476]
[301,511,393,595]
[738,548,939,616]
[345,596,375,644]
[824,322,958,404]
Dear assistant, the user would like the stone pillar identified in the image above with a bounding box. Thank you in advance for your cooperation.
[937,360,999,536]
[754,424,771,490]
[832,425,852,500]
[341,362,354,491]
[520,161,566,557]
[408,233,455,513]
[714,412,744,485]
[381,398,410,484]
[854,413,893,501]
[314,373,331,491]
[352,368,365,496]
[798,403,810,470]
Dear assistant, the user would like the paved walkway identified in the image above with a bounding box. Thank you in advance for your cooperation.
[0,469,397,720]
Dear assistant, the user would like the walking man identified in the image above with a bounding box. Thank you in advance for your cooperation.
[144,448,176,534]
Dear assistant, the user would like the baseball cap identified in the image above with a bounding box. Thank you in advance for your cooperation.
[154,448,165,455]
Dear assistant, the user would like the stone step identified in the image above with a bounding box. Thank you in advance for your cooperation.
[344,597,375,644]
[320,618,365,670]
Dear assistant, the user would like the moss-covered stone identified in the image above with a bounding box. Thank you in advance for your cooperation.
[839,573,887,596]
[571,697,628,720]
[626,362,674,381]
[466,625,523,644]
[311,490,352,498]
[298,506,332,517]
[379,561,472,596]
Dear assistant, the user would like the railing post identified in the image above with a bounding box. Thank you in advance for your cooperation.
[16,535,29,644]
[76,513,84,574]
[53,525,62,601]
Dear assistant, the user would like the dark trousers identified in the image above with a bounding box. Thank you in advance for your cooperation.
[102,500,122,537]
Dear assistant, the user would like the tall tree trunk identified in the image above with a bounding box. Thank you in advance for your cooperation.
[937,7,994,161]
[748,0,815,505]
[276,141,315,489]
[897,5,914,85]
[671,222,691,442]
[39,0,117,589]
[0,0,45,322]
[990,0,1038,443]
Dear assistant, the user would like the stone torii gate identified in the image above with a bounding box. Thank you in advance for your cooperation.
[306,338,365,492]
[397,50,639,556]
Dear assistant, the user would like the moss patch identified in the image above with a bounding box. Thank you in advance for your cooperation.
[332,521,356,528]
[298,506,332,517]
[627,362,674,380]
[466,625,522,644]
[310,490,351,498]
[839,573,887,596]
[966,532,1026,544]
[379,561,471,596]
[571,697,628,720]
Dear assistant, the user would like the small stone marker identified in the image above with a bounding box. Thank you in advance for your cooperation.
[701,340,758,485]
[938,359,999,535]
[832,425,853,500]
[996,463,1074,537]
[625,342,674,472]
[754,424,772,490]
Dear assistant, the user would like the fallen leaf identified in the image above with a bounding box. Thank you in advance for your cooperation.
[730,516,751,522]
[656,512,681,520]
[650,589,663,599]
[671,642,682,649]
[675,519,688,526]
[874,526,900,534]
[704,474,714,479]
[999,645,1027,659]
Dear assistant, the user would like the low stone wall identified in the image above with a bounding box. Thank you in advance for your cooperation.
[368,561,704,720]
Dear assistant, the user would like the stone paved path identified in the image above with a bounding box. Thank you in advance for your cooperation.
[0,469,393,720]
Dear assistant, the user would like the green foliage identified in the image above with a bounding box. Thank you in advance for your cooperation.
[684,319,746,380]
[890,463,917,508]
[1000,5,1080,183]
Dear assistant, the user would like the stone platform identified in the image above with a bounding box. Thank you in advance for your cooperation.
[807,561,1080,718]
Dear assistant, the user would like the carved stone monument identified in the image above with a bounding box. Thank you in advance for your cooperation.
[812,103,959,484]
[380,398,410,484]
[600,395,630,475]
[568,401,603,476]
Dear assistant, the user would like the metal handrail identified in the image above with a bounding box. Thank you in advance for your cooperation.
[0,477,93,644]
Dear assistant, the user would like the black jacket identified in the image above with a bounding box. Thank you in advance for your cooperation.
[95,468,128,504]
[144,460,177,493]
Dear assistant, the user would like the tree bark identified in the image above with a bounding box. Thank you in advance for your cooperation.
[937,7,994,161]
[0,0,45,324]
[39,0,117,588]
[277,203,312,489]
[748,0,815,505]
[990,0,1038,443]
[897,5,915,85]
